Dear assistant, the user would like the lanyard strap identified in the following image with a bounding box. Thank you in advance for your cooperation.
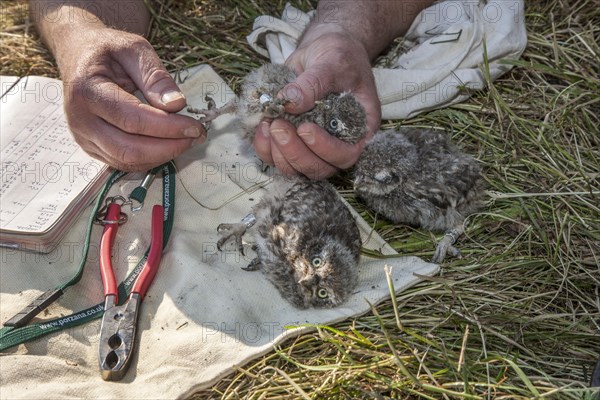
[0,162,176,351]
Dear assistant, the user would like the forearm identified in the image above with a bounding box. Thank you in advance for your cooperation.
[29,0,150,58]
[304,0,434,60]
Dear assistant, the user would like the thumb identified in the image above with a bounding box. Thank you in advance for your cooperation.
[119,39,186,113]
[278,66,336,114]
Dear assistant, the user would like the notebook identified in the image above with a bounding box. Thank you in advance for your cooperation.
[0,76,110,252]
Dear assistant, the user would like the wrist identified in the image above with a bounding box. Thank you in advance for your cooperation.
[297,22,372,61]
[301,22,359,46]
[300,0,435,60]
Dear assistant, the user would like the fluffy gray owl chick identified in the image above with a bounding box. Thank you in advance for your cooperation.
[217,175,362,308]
[188,63,367,144]
[353,128,483,263]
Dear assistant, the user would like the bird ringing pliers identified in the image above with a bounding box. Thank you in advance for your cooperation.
[96,196,164,381]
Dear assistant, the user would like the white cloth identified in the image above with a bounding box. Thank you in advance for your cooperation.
[247,1,527,119]
[0,65,438,399]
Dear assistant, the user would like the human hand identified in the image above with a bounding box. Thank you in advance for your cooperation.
[252,26,381,179]
[56,27,206,171]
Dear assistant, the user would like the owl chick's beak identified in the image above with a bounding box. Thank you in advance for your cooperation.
[298,274,317,289]
[297,259,321,289]
[313,100,331,110]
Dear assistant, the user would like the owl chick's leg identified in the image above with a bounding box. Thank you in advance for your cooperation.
[258,93,288,119]
[216,223,248,255]
[432,226,464,263]
[216,214,256,256]
[187,95,236,128]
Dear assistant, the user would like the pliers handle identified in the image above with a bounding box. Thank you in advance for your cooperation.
[99,202,122,300]
[98,203,164,381]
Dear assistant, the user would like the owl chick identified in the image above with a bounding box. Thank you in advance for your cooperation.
[353,128,484,263]
[188,63,367,144]
[217,175,362,308]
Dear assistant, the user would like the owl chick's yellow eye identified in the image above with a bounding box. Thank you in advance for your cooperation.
[311,257,323,267]
[317,287,329,299]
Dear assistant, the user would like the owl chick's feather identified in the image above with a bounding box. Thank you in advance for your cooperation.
[353,128,483,263]
[217,175,362,309]
[188,63,367,144]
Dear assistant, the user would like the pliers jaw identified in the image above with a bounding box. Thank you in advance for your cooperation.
[98,293,141,381]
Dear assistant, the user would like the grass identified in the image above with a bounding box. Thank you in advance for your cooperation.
[2,0,599,398]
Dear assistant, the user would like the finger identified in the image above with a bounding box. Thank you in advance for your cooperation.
[353,85,382,136]
[113,37,187,112]
[296,122,365,170]
[270,141,299,178]
[252,121,275,166]
[71,115,202,172]
[278,66,336,114]
[269,119,338,179]
[81,80,206,140]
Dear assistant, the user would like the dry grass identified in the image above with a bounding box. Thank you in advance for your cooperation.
[2,0,599,398]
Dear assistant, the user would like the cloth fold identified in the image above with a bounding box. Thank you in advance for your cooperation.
[0,65,438,399]
[246,0,527,119]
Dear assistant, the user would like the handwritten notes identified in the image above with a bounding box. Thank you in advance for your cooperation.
[0,76,108,249]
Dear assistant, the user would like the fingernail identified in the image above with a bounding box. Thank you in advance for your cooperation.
[182,126,202,138]
[192,132,207,146]
[298,129,315,145]
[161,90,185,106]
[280,84,302,105]
[271,128,290,145]
[258,121,270,138]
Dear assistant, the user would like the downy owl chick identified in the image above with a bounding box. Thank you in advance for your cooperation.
[188,63,367,144]
[353,128,484,263]
[217,175,362,308]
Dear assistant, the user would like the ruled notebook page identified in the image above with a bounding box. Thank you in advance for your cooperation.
[0,76,107,236]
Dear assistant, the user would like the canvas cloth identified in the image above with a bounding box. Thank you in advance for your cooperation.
[247,0,527,119]
[0,65,438,399]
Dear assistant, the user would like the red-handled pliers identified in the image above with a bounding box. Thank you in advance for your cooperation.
[97,198,164,381]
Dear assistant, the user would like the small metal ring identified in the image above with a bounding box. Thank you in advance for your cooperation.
[106,195,131,206]
[95,212,128,226]
[444,228,460,244]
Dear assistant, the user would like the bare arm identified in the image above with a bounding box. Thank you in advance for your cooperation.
[304,0,432,60]
[30,0,151,45]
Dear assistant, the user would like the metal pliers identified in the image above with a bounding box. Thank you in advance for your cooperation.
[97,197,164,381]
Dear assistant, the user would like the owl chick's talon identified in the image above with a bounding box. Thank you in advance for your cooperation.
[186,105,205,114]
[260,161,271,173]
[432,243,462,263]
[241,257,261,272]
[260,96,287,119]
[187,96,236,131]
[204,94,216,110]
[216,222,248,255]
[431,229,463,263]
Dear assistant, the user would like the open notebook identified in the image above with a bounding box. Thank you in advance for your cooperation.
[0,76,110,252]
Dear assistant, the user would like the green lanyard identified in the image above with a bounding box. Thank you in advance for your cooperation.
[0,162,176,351]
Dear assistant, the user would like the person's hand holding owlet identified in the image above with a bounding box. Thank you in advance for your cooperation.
[188,64,368,145]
